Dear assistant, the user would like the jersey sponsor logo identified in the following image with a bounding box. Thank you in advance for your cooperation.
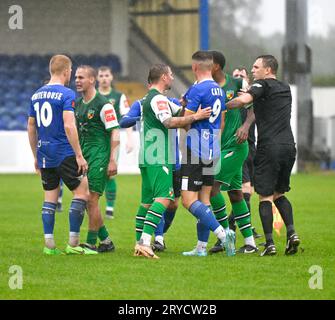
[105,109,116,122]
[226,90,235,100]
[87,109,95,120]
[157,100,168,111]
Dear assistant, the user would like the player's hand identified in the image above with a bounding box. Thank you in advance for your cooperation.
[179,96,187,107]
[235,125,249,144]
[238,89,248,96]
[34,158,41,176]
[76,154,88,175]
[194,106,212,121]
[107,160,118,177]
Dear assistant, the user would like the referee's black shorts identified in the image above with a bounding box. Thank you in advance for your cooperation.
[254,144,296,196]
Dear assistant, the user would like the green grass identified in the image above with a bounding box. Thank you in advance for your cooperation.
[0,173,334,300]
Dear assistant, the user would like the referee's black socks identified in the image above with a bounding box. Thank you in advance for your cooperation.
[259,201,274,245]
[274,196,295,238]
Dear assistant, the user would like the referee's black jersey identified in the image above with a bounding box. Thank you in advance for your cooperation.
[247,78,295,147]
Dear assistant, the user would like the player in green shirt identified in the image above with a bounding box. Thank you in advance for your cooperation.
[209,51,258,254]
[97,66,133,219]
[134,63,212,259]
[75,65,120,252]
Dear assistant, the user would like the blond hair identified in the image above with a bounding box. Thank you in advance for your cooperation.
[49,55,72,76]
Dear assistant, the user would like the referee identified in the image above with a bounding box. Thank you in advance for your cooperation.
[226,55,300,256]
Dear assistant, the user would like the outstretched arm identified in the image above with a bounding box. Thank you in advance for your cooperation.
[226,93,254,110]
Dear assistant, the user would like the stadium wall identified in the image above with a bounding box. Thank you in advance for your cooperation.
[0,0,129,75]
[0,130,140,174]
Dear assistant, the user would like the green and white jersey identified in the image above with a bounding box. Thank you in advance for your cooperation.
[75,91,119,156]
[221,74,248,150]
[139,88,181,168]
[99,88,129,121]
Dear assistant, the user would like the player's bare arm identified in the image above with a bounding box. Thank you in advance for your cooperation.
[27,116,40,174]
[219,110,226,140]
[163,106,211,129]
[236,107,255,144]
[226,92,253,110]
[63,110,88,174]
[108,128,120,177]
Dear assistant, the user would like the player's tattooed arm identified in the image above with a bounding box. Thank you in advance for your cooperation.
[162,106,211,129]
[226,93,253,110]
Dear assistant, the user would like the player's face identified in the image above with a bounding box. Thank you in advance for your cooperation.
[163,67,174,91]
[75,68,93,92]
[233,69,247,80]
[252,59,268,80]
[98,70,113,88]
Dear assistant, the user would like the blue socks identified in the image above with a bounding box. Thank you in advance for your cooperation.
[154,209,177,237]
[163,210,176,233]
[189,201,220,231]
[197,220,210,242]
[69,198,86,234]
[155,214,165,237]
[42,202,57,236]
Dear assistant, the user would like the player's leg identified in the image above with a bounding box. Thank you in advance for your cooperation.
[273,144,300,255]
[105,177,116,219]
[62,164,92,254]
[242,145,261,239]
[84,158,114,253]
[228,189,257,253]
[181,161,227,257]
[136,166,174,259]
[40,167,62,255]
[153,169,180,251]
[56,179,63,212]
[60,156,96,255]
[135,168,152,244]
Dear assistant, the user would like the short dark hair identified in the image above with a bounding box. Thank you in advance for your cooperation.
[77,65,97,79]
[98,66,113,74]
[211,51,226,70]
[148,64,170,84]
[234,66,249,76]
[192,50,213,62]
[192,51,213,71]
[256,55,278,74]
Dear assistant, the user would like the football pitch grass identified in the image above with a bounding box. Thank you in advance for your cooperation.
[0,173,334,300]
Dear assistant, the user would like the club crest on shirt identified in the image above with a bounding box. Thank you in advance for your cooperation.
[226,90,235,100]
[87,109,95,120]
[109,98,116,106]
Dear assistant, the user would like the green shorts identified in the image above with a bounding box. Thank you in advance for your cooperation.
[140,165,175,204]
[215,142,249,192]
[86,151,109,195]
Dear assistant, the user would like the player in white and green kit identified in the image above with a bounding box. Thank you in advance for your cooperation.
[97,66,133,219]
[134,64,212,259]
[209,51,258,254]
[75,65,119,253]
